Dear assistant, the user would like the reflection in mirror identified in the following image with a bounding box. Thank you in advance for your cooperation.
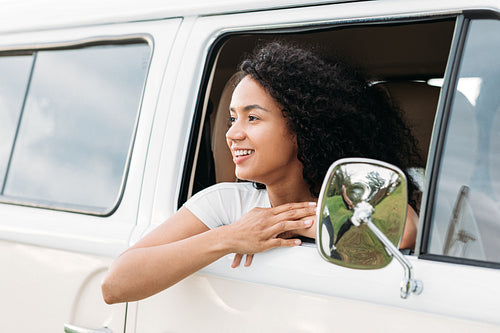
[318,159,407,269]
[316,158,423,299]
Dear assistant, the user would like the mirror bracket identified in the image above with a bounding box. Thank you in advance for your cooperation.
[359,204,423,299]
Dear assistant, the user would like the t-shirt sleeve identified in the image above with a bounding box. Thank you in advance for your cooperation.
[183,184,243,229]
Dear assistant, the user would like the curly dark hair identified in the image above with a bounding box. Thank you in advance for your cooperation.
[238,41,422,210]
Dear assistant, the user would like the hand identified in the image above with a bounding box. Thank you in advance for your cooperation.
[227,201,316,268]
[231,218,315,268]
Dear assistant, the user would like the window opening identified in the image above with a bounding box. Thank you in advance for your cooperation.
[182,18,455,212]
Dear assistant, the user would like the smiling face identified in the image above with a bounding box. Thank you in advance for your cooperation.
[226,75,303,186]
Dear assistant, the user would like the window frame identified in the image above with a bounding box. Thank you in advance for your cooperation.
[0,35,153,216]
[0,52,35,192]
[418,11,500,269]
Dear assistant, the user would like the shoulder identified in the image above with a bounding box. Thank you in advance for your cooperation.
[184,182,269,210]
[189,182,261,199]
[183,182,269,229]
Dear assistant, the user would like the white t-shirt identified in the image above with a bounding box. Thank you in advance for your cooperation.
[183,182,270,229]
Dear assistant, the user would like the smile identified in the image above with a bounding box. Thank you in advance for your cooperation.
[234,149,255,157]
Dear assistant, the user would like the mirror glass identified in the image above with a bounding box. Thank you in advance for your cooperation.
[317,158,407,269]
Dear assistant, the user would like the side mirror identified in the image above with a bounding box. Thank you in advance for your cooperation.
[316,158,423,299]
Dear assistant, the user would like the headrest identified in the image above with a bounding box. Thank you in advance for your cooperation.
[211,74,239,183]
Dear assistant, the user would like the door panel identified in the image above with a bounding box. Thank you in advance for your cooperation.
[0,241,125,332]
[133,249,500,332]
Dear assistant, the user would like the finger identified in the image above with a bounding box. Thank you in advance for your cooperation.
[271,201,316,215]
[244,254,254,267]
[231,254,243,268]
[270,219,314,236]
[301,216,316,228]
[277,216,316,237]
[271,237,302,248]
[274,205,317,222]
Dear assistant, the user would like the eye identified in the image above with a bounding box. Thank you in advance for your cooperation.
[227,116,236,127]
[249,115,259,121]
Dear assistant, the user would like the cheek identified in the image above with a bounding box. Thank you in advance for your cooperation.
[279,127,298,152]
[268,131,298,158]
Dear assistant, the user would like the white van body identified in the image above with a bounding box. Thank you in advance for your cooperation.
[1,0,499,332]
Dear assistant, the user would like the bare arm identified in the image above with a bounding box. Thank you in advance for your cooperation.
[102,202,317,304]
[400,204,418,250]
[102,207,218,304]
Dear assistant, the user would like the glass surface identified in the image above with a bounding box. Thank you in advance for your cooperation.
[3,43,150,212]
[0,55,33,189]
[318,160,407,269]
[428,20,500,262]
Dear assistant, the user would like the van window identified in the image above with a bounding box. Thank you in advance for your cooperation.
[427,19,500,264]
[0,55,33,190]
[183,18,455,213]
[0,42,151,214]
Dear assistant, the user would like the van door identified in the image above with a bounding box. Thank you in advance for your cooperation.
[132,2,500,332]
[0,19,180,332]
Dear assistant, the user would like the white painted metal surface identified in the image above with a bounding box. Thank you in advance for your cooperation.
[0,241,125,332]
[0,0,349,34]
[131,252,500,332]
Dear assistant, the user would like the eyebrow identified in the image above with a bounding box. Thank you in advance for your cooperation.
[229,104,269,113]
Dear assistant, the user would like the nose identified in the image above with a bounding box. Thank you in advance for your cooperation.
[226,118,245,143]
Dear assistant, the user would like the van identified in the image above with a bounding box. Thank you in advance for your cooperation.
[1,0,499,332]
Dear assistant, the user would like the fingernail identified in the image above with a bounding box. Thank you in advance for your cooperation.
[304,219,313,226]
[294,239,301,245]
[308,202,317,206]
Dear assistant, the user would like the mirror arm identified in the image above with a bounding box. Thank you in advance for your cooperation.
[365,219,423,299]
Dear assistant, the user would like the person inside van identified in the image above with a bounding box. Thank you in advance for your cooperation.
[101,41,420,304]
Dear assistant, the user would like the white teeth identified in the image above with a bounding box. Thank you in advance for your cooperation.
[234,149,254,156]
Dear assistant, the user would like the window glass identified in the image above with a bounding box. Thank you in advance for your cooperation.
[3,43,150,212]
[0,55,33,189]
[428,19,500,263]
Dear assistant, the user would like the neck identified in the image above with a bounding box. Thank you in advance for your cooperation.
[266,177,316,207]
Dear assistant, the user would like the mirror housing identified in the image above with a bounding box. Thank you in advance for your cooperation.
[316,158,423,299]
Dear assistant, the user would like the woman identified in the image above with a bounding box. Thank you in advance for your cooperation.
[101,41,421,304]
